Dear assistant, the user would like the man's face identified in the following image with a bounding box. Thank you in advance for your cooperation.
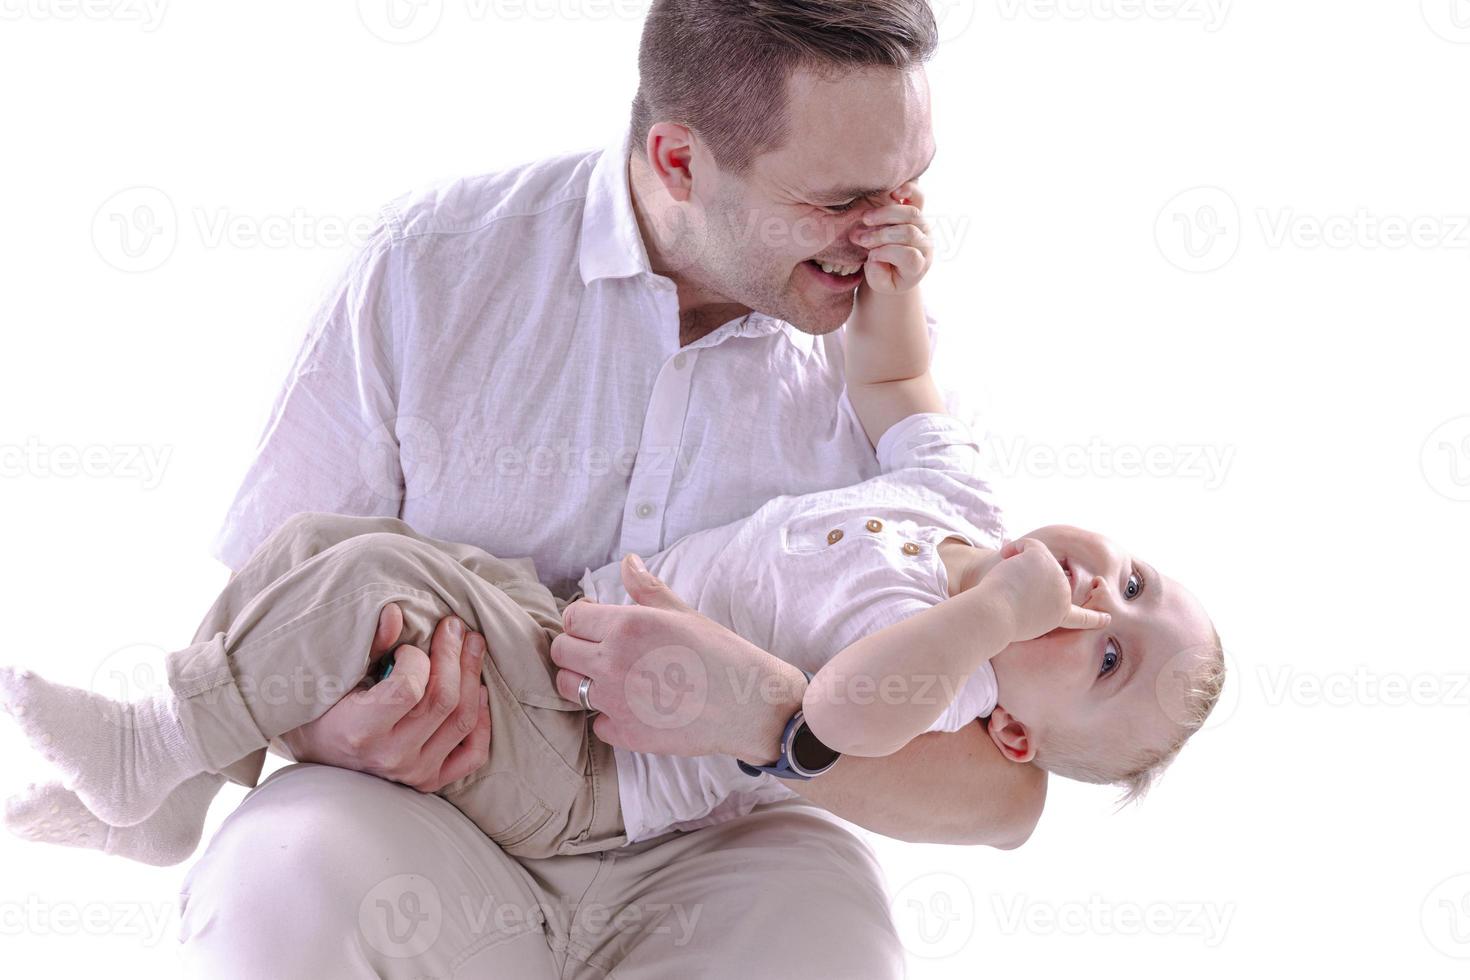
[683,65,936,335]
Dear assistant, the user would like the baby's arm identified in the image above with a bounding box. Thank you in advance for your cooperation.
[802,539,1110,758]
[844,184,946,452]
[802,570,1017,758]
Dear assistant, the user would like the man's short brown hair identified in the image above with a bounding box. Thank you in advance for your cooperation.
[630,0,940,175]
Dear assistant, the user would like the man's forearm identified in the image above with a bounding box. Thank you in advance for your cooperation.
[763,721,1046,848]
[726,649,1043,847]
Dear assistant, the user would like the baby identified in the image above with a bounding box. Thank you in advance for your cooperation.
[0,185,1224,866]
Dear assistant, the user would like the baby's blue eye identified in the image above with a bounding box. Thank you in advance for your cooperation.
[1124,569,1144,600]
[1100,640,1121,677]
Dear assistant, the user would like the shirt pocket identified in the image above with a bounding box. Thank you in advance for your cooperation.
[780,511,853,555]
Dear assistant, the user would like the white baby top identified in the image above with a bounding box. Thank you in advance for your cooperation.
[577,412,1006,844]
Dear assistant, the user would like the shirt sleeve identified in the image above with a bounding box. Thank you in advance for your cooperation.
[873,411,985,478]
[210,218,405,572]
[920,663,1000,734]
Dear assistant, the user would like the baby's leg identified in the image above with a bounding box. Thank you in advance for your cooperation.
[0,513,494,833]
[4,774,224,867]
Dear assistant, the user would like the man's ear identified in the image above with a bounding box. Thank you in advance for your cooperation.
[986,706,1036,764]
[644,122,696,203]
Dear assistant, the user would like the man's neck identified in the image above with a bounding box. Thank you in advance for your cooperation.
[626,151,753,347]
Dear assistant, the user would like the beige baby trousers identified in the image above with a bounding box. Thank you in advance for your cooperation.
[166,510,626,859]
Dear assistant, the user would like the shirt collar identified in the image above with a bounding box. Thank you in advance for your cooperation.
[680,313,817,360]
[579,127,654,286]
[579,129,817,361]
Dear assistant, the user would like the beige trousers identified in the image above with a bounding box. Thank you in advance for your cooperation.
[173,511,905,978]
[167,510,623,858]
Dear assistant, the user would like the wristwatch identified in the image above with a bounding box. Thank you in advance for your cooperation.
[736,669,842,780]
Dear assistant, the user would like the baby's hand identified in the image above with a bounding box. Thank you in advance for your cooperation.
[852,182,934,295]
[983,538,1111,642]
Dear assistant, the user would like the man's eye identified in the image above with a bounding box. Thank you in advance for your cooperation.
[1100,639,1121,677]
[820,199,860,214]
[1124,568,1145,601]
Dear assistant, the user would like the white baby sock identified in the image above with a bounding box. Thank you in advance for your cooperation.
[0,665,210,827]
[4,774,224,867]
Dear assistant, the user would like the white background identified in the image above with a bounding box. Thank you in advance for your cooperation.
[2,1,1467,976]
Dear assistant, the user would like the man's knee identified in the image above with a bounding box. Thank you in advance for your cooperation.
[720,806,905,978]
[178,767,418,969]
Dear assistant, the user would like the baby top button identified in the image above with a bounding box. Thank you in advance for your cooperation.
[865,519,884,533]
[827,528,844,545]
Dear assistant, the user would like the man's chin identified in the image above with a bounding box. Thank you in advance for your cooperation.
[782,293,856,335]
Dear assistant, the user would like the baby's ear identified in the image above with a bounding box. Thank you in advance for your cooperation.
[986,706,1036,764]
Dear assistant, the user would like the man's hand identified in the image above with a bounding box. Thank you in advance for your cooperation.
[550,555,808,765]
[853,181,934,295]
[278,605,492,793]
[983,538,1111,642]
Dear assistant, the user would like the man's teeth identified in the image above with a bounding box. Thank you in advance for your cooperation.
[816,260,862,277]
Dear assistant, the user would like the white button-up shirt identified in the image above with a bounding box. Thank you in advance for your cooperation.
[213,127,956,598]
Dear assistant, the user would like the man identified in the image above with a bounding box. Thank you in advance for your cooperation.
[180,2,1046,977]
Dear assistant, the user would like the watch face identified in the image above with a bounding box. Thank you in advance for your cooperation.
[791,723,840,773]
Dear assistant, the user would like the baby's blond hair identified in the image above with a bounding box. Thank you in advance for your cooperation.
[1033,628,1226,804]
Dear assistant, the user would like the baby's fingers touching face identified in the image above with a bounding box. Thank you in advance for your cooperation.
[849,182,934,293]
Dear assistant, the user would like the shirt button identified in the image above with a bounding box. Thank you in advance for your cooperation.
[673,353,688,371]
[636,502,655,519]
[865,519,884,534]
[827,529,844,545]
[902,542,922,557]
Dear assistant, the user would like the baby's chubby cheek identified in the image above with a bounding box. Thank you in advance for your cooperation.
[990,632,1084,706]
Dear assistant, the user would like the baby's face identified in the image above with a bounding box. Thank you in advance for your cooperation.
[985,525,1216,766]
